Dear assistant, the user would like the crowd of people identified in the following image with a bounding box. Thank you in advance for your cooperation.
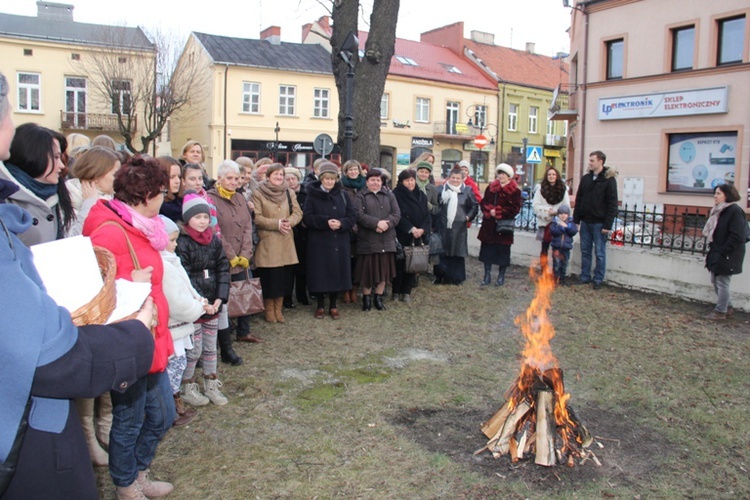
[1,60,745,496]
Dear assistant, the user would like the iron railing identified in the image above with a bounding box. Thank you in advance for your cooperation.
[60,111,134,132]
[505,202,722,255]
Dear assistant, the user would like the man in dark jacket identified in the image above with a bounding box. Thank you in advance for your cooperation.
[573,150,618,289]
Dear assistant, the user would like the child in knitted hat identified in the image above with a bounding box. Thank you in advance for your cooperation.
[176,192,231,406]
[548,204,578,286]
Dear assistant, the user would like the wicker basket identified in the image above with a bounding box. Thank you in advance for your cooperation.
[71,246,117,326]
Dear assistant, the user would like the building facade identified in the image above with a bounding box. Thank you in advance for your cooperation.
[0,2,155,150]
[554,0,749,212]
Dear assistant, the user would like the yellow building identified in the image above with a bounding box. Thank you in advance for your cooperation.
[0,2,155,149]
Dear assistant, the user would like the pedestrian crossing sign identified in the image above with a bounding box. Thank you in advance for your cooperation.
[526,146,542,164]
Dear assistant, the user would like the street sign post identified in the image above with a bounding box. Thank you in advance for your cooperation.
[526,146,542,164]
[473,134,488,150]
[313,133,334,158]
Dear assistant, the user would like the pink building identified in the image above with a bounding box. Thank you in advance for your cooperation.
[552,0,749,214]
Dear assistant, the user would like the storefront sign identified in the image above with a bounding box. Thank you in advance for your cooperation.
[544,149,561,157]
[411,137,433,148]
[598,86,728,120]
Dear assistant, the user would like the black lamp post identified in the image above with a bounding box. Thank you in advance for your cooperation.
[272,121,280,160]
[339,31,359,163]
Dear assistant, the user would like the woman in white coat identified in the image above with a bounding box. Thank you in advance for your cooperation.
[532,166,570,266]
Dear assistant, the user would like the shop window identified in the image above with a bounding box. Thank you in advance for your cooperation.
[666,131,737,194]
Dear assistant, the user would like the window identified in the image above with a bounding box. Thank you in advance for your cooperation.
[547,119,555,136]
[473,105,487,129]
[606,38,624,79]
[508,103,518,131]
[395,55,419,66]
[529,107,539,134]
[667,131,737,193]
[415,97,430,123]
[671,26,695,71]
[717,16,745,65]
[242,82,260,114]
[111,80,131,114]
[71,53,80,61]
[23,48,32,56]
[380,93,389,119]
[17,72,41,112]
[279,85,296,116]
[65,77,87,128]
[313,88,329,118]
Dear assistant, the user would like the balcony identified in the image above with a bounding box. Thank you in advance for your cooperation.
[544,134,566,147]
[547,84,578,121]
[60,111,135,132]
[433,121,474,140]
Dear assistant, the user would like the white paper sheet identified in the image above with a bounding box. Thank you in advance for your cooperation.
[31,236,103,312]
[107,279,152,323]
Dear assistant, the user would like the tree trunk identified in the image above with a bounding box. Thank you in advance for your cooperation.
[331,0,399,169]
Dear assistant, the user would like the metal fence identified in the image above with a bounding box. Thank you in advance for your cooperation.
[510,202,715,255]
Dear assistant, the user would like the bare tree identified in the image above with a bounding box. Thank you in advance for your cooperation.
[331,0,399,169]
[79,26,205,153]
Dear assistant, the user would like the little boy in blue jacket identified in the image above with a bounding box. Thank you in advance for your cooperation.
[549,205,578,285]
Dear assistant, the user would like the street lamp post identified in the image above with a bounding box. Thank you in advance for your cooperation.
[466,104,497,181]
[272,121,280,160]
[339,31,359,163]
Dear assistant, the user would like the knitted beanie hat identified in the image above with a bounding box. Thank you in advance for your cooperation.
[182,191,210,223]
[159,214,179,235]
[415,161,433,172]
[557,204,571,215]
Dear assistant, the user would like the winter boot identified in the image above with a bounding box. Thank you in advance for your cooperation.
[173,392,196,427]
[136,469,174,497]
[203,375,229,406]
[115,482,147,500]
[218,328,243,366]
[95,392,113,449]
[362,294,372,311]
[495,267,507,286]
[181,380,209,407]
[263,299,276,323]
[374,294,386,311]
[480,267,492,286]
[75,398,108,466]
[274,297,285,323]
[401,293,412,303]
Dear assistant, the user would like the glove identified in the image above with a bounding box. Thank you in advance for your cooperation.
[229,256,242,268]
[237,256,250,268]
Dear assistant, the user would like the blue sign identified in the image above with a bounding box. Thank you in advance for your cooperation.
[526,146,542,164]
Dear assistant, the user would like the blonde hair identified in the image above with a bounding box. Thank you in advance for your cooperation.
[92,134,116,151]
[181,140,205,163]
[66,133,90,155]
[71,146,119,181]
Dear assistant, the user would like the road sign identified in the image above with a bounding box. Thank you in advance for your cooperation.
[474,134,488,150]
[526,146,542,164]
[313,133,334,157]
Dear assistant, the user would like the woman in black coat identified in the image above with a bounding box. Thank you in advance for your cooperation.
[303,162,357,319]
[392,169,430,302]
[434,167,478,285]
[702,183,747,320]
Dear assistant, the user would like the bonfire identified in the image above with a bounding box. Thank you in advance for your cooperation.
[476,265,595,467]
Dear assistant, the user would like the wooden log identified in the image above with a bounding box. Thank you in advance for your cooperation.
[481,401,512,439]
[535,389,557,466]
[514,420,532,460]
[487,401,531,456]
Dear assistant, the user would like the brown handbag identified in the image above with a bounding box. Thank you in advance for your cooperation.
[228,269,264,318]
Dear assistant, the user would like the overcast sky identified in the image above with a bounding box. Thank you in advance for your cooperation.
[3,0,571,56]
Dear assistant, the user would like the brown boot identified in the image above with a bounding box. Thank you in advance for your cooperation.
[75,398,108,467]
[136,469,174,497]
[115,482,147,500]
[263,299,276,323]
[274,297,285,323]
[173,392,196,427]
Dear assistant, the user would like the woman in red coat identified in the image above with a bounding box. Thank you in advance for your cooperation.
[83,155,176,498]
[477,163,523,286]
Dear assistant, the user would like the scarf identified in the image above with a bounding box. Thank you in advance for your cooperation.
[416,177,430,194]
[540,178,566,205]
[441,182,461,229]
[184,224,214,245]
[5,162,58,200]
[257,179,290,205]
[217,184,235,200]
[109,198,169,251]
[702,202,732,243]
[342,175,366,191]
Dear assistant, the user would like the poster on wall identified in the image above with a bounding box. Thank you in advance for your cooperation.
[667,131,736,193]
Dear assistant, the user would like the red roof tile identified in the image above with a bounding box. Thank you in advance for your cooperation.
[465,39,569,91]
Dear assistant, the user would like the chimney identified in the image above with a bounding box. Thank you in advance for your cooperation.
[261,26,281,45]
[37,1,74,21]
[525,42,536,54]
[470,30,495,46]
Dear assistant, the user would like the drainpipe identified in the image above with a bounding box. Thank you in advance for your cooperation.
[578,5,590,182]
[223,64,229,161]
[498,82,506,165]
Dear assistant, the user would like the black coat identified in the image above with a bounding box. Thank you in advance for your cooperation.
[705,203,746,276]
[292,188,309,275]
[303,181,357,293]
[176,230,230,309]
[573,166,618,230]
[5,321,154,500]
[393,184,431,246]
